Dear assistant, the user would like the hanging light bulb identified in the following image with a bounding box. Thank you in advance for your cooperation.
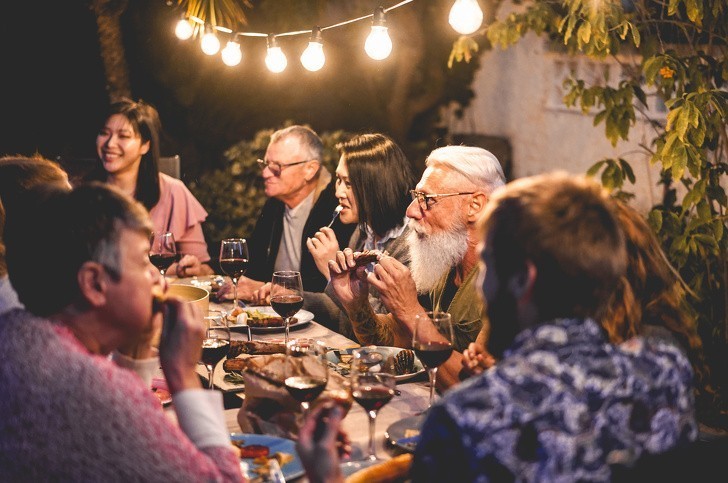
[174,17,193,40]
[265,35,287,73]
[448,0,484,35]
[201,25,220,55]
[221,35,242,66]
[365,6,392,60]
[300,27,325,72]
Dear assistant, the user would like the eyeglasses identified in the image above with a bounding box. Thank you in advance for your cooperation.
[409,190,475,211]
[257,158,314,176]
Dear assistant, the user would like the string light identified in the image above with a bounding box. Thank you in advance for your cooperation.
[448,0,483,35]
[265,35,287,73]
[365,6,392,60]
[170,1,490,70]
[174,17,193,40]
[300,27,325,72]
[200,25,220,55]
[221,34,242,66]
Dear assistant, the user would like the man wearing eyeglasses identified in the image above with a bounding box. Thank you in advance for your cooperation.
[236,125,354,303]
[328,145,506,389]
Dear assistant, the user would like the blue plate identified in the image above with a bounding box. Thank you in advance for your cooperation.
[230,433,304,481]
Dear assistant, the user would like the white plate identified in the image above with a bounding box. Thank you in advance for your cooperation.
[325,346,426,383]
[230,433,304,481]
[228,305,314,333]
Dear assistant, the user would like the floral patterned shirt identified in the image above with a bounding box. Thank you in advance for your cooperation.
[411,318,697,482]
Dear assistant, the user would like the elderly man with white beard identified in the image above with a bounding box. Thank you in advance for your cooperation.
[327,145,506,389]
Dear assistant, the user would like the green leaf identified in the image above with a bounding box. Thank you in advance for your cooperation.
[630,23,641,47]
[578,21,591,45]
[619,158,636,183]
[633,84,648,107]
[587,160,606,177]
[648,209,663,231]
[671,144,687,180]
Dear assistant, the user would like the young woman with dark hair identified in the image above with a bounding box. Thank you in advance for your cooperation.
[88,98,213,276]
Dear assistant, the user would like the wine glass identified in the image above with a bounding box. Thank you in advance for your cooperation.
[413,311,454,409]
[219,238,249,309]
[270,270,303,344]
[149,232,177,278]
[200,311,231,389]
[283,338,328,417]
[350,346,397,462]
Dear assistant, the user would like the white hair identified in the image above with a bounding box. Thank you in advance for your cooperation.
[425,145,506,195]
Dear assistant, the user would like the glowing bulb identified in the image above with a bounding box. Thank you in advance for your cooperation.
[265,36,287,73]
[449,0,484,35]
[221,39,242,66]
[365,26,392,60]
[201,26,220,55]
[175,19,193,40]
[365,7,392,60]
[301,28,325,71]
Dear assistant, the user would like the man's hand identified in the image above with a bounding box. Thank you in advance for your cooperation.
[251,282,271,306]
[462,341,496,377]
[306,227,341,279]
[216,275,265,302]
[296,403,346,483]
[158,297,204,393]
[328,248,369,311]
[366,255,421,328]
[170,254,214,277]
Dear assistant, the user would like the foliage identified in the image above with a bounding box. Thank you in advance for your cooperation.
[189,122,352,247]
[451,0,728,423]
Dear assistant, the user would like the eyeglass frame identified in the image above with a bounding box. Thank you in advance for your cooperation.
[257,158,316,176]
[409,190,475,211]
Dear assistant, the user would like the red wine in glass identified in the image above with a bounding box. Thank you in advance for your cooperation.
[271,271,303,344]
[413,341,454,369]
[284,376,327,403]
[352,385,395,412]
[201,338,230,367]
[413,311,455,409]
[271,294,304,318]
[149,254,176,273]
[219,258,249,280]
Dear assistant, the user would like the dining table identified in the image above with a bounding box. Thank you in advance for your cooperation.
[167,276,433,481]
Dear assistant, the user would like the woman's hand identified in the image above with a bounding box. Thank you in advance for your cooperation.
[306,227,341,279]
[171,254,214,277]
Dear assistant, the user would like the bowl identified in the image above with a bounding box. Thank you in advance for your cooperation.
[167,283,210,317]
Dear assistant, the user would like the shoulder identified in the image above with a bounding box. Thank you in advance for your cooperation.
[159,173,192,196]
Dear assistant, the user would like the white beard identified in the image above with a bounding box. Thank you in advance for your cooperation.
[408,219,468,293]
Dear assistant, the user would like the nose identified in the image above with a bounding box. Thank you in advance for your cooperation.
[405,198,422,220]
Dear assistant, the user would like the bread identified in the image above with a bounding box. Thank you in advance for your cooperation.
[353,249,387,267]
[344,454,413,483]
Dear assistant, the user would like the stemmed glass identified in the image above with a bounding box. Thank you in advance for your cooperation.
[413,311,454,409]
[283,338,329,417]
[350,346,397,462]
[200,311,231,389]
[270,270,303,344]
[149,232,177,278]
[219,238,249,309]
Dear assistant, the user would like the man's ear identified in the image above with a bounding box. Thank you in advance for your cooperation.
[467,192,488,222]
[508,261,536,301]
[77,261,108,308]
[303,161,321,182]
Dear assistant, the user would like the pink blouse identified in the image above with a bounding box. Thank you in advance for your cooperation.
[150,173,210,263]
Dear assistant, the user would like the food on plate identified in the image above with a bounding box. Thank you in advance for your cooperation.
[227,340,287,359]
[239,444,270,459]
[393,349,415,375]
[353,249,388,267]
[344,453,413,483]
[227,307,297,328]
[332,348,417,377]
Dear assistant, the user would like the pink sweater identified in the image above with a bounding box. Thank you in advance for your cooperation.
[0,308,243,482]
[150,173,211,263]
